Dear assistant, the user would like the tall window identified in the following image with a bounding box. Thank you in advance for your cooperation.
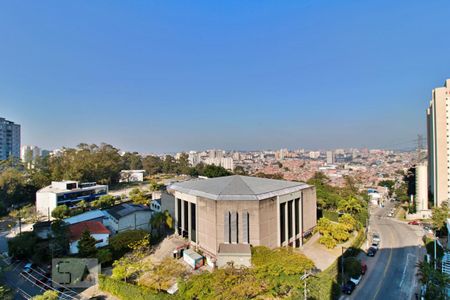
[288,201,293,240]
[177,198,181,235]
[280,203,286,244]
[191,203,196,243]
[242,211,249,244]
[224,211,230,243]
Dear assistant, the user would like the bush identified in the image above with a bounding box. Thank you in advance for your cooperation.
[51,205,69,219]
[8,231,38,259]
[109,230,150,258]
[319,234,337,249]
[99,275,172,300]
[323,210,340,222]
[344,257,362,278]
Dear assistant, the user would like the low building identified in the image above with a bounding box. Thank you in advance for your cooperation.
[216,243,251,268]
[69,221,110,254]
[119,170,145,183]
[168,175,317,262]
[36,181,108,219]
[103,203,152,234]
[63,210,107,225]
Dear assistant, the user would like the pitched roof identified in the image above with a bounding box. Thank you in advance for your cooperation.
[168,175,310,201]
[69,221,110,241]
[64,210,107,225]
[105,203,151,220]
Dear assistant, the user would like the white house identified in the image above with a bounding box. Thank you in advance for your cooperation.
[119,170,145,183]
[69,221,110,254]
[103,203,152,234]
[36,181,108,219]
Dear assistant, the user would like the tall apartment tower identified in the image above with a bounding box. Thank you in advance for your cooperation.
[326,151,335,164]
[415,162,429,211]
[0,117,21,161]
[426,79,450,207]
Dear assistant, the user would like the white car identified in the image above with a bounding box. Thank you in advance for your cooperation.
[350,275,362,285]
[372,233,381,243]
[371,241,380,250]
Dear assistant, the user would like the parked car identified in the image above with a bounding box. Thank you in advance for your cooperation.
[408,220,421,225]
[342,281,356,295]
[372,233,381,243]
[371,241,380,250]
[22,263,35,274]
[350,274,362,285]
[361,262,367,275]
[367,247,377,257]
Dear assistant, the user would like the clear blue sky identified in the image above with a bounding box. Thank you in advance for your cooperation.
[1,0,449,153]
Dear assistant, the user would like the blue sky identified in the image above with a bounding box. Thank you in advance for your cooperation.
[1,1,449,153]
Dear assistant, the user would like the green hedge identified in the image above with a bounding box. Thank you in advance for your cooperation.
[323,210,340,222]
[98,275,173,300]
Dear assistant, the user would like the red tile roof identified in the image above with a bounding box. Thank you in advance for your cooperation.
[69,221,110,241]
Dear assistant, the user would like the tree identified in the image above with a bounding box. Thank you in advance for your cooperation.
[97,248,113,265]
[50,220,69,256]
[431,202,449,232]
[417,261,450,300]
[91,195,116,209]
[177,153,191,175]
[31,291,59,300]
[233,166,247,175]
[8,231,38,259]
[344,258,362,278]
[129,188,148,205]
[142,155,163,175]
[202,164,231,178]
[338,213,357,232]
[51,205,69,219]
[122,152,143,170]
[338,197,362,215]
[150,210,173,238]
[138,257,187,291]
[0,285,12,300]
[112,237,151,282]
[78,230,98,258]
[109,230,150,258]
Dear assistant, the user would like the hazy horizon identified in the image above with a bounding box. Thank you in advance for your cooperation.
[2,1,448,153]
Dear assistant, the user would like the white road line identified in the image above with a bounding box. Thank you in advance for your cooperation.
[399,253,416,288]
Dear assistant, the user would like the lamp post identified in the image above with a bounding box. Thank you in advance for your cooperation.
[341,246,346,286]
[300,270,312,300]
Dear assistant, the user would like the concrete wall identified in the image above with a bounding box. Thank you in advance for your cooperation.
[36,192,57,219]
[258,197,278,249]
[216,253,252,268]
[302,186,317,235]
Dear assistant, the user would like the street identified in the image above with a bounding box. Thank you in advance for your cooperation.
[343,202,425,300]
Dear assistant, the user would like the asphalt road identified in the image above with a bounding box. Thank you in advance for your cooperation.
[342,202,425,300]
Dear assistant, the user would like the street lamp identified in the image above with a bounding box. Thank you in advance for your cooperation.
[300,270,313,300]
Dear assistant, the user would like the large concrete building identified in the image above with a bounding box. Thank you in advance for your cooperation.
[168,175,317,260]
[36,181,108,218]
[415,162,429,212]
[0,117,20,161]
[427,79,450,207]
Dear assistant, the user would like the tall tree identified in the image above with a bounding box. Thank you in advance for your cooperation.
[78,230,98,258]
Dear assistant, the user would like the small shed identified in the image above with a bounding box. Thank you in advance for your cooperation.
[183,249,203,269]
[216,243,252,268]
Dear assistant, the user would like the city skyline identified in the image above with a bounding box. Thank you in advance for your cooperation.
[2,1,449,152]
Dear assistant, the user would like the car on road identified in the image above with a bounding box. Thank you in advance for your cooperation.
[22,263,35,274]
[371,241,380,250]
[388,212,394,217]
[361,262,367,275]
[342,281,356,295]
[408,220,421,225]
[350,274,362,285]
[367,247,377,257]
[372,233,381,243]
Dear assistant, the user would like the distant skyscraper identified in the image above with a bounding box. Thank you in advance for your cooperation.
[0,117,20,161]
[427,79,450,207]
[326,151,335,165]
[21,145,41,163]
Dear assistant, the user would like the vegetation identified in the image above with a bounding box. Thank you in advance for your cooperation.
[431,202,449,232]
[91,194,116,209]
[149,210,173,239]
[417,261,450,300]
[78,230,98,257]
[315,214,357,249]
[8,231,38,259]
[31,291,59,300]
[129,188,149,205]
[99,274,172,300]
[109,230,150,259]
[138,257,187,292]
[179,246,314,299]
[51,204,69,219]
[112,237,151,282]
[0,285,12,300]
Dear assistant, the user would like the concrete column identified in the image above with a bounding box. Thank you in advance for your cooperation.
[174,198,179,235]
[180,200,185,235]
[284,201,289,247]
[300,195,304,247]
[291,200,296,248]
[276,197,281,247]
[188,202,192,242]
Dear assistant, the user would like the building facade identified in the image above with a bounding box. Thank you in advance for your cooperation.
[0,117,20,161]
[168,175,317,259]
[415,162,429,211]
[36,181,108,218]
[427,79,450,207]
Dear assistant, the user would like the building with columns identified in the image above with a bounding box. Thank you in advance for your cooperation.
[168,175,317,259]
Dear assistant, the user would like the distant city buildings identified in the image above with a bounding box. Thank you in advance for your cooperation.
[21,145,41,164]
[326,151,335,165]
[0,117,20,160]
[427,79,450,207]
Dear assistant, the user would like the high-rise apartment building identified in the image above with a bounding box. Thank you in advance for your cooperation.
[415,162,429,211]
[0,117,21,161]
[326,151,335,165]
[426,79,450,207]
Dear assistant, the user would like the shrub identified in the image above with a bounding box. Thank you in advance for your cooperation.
[323,210,340,222]
[109,230,150,258]
[8,231,38,259]
[99,275,172,300]
[319,234,337,249]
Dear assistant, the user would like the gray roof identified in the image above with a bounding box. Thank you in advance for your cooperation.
[168,175,310,201]
[105,203,151,220]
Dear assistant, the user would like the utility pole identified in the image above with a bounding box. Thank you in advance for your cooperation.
[434,230,437,270]
[341,247,345,286]
[300,270,312,300]
[18,209,22,234]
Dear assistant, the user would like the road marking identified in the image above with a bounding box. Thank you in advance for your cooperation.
[371,228,394,300]
[399,253,416,287]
